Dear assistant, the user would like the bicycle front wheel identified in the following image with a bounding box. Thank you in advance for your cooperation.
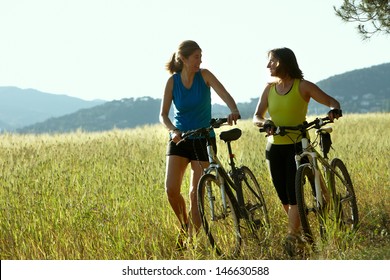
[329,158,359,231]
[197,173,241,258]
[239,166,270,241]
[296,163,325,244]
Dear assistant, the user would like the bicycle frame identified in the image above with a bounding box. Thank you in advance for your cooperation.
[298,131,354,209]
[203,134,245,219]
[296,135,328,209]
[182,118,270,257]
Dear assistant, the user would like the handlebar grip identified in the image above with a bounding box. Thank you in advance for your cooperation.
[259,120,277,136]
[328,108,343,118]
[210,118,228,128]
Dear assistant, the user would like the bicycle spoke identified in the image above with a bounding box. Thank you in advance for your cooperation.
[296,164,325,244]
[329,158,359,231]
[198,174,241,258]
[238,166,270,243]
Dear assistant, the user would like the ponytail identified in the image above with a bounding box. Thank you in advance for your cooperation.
[165,53,183,74]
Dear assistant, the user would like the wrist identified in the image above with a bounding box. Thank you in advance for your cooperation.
[230,108,240,114]
[170,128,180,133]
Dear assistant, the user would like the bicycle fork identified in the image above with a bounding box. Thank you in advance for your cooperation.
[204,163,229,221]
[206,174,229,221]
[313,162,325,209]
[295,152,325,209]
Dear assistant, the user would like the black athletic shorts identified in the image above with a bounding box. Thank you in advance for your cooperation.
[166,137,217,161]
[265,142,308,205]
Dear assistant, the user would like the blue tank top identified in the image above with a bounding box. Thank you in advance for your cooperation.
[172,70,215,137]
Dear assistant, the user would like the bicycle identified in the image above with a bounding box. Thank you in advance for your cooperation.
[180,118,270,258]
[259,112,359,248]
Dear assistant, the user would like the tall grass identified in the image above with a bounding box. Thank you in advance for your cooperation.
[0,113,389,260]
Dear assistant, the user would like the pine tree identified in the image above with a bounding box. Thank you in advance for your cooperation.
[334,0,390,39]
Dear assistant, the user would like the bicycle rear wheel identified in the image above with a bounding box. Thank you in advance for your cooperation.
[329,158,359,231]
[238,166,270,241]
[296,163,325,244]
[197,173,241,258]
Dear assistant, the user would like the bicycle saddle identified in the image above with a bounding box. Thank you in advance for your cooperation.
[219,128,242,142]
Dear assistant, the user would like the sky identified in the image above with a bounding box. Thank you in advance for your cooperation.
[1,0,389,105]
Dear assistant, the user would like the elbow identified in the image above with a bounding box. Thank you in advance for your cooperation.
[159,112,168,124]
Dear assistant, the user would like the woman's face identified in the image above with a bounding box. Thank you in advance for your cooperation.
[183,49,202,72]
[267,54,280,77]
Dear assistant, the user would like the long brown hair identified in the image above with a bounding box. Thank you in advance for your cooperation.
[166,40,202,74]
[269,48,304,79]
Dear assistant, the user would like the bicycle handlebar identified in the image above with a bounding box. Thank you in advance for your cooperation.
[259,116,332,136]
[179,118,229,141]
[210,117,229,128]
[259,109,342,136]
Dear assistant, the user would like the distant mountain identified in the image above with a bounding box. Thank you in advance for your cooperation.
[0,87,105,130]
[312,63,390,114]
[11,62,390,134]
[17,97,161,134]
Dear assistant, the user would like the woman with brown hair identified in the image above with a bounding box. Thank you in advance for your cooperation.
[253,47,341,255]
[160,40,240,249]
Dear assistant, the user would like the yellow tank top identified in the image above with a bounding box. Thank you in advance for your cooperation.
[267,79,308,144]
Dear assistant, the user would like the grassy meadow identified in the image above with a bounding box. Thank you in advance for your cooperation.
[0,113,389,260]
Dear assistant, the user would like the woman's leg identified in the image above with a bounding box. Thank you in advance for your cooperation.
[287,205,301,235]
[268,143,302,236]
[283,204,300,235]
[188,160,208,238]
[165,155,190,228]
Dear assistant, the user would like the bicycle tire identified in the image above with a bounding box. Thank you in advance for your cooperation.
[295,163,326,244]
[197,173,241,258]
[329,158,359,231]
[238,166,270,241]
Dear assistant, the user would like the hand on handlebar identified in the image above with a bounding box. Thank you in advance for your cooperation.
[257,119,276,136]
[228,112,241,125]
[170,129,182,144]
[263,120,276,136]
[327,108,342,122]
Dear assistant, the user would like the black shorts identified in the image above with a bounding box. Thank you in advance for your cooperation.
[166,137,217,161]
[265,142,308,205]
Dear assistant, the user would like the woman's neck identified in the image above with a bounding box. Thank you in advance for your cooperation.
[275,77,294,95]
[180,68,196,89]
[276,75,293,85]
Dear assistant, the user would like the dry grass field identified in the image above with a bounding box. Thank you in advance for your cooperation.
[0,113,389,260]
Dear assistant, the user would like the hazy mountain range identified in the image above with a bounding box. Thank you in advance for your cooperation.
[0,87,104,131]
[1,62,389,134]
